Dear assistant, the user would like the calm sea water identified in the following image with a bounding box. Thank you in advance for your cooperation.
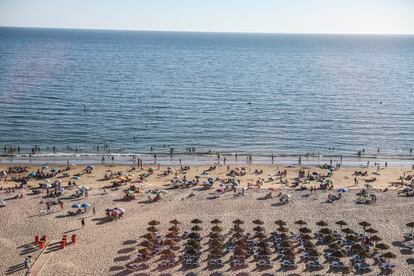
[0,27,413,157]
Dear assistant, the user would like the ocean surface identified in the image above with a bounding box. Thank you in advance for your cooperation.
[0,27,413,157]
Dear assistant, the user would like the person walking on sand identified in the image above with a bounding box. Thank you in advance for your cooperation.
[93,206,96,216]
[60,201,64,211]
[81,218,85,227]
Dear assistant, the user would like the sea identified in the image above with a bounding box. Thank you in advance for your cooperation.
[0,27,413,163]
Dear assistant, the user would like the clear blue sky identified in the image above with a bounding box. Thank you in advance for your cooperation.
[1,0,413,34]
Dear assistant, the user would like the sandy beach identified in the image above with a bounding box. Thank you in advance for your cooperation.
[0,163,413,275]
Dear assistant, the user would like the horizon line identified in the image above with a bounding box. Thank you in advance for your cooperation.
[1,25,413,36]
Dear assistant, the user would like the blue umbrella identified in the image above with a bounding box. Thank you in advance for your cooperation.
[338,188,349,193]
[71,203,81,209]
[81,203,90,209]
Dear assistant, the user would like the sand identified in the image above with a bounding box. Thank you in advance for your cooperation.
[0,163,413,275]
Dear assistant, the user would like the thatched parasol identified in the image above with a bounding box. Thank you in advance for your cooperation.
[275,220,287,226]
[316,220,328,227]
[252,219,264,225]
[169,219,181,225]
[295,220,307,226]
[365,228,378,235]
[406,222,414,235]
[375,243,389,250]
[299,227,312,234]
[191,218,202,224]
[148,220,160,226]
[211,219,222,224]
[165,232,178,239]
[191,225,203,232]
[319,228,332,235]
[138,248,152,256]
[211,225,223,232]
[381,251,397,265]
[331,250,346,258]
[358,221,371,230]
[146,226,159,232]
[141,233,155,240]
[335,220,348,229]
[233,219,244,225]
[253,225,265,232]
[168,226,180,233]
[277,226,289,233]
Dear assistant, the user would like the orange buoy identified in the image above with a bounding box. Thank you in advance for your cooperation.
[60,240,65,249]
[39,241,45,249]
[71,234,77,243]
[35,235,40,243]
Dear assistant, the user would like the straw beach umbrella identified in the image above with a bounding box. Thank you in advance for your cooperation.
[253,219,264,225]
[211,219,222,224]
[316,221,328,227]
[375,243,390,250]
[233,219,244,225]
[191,218,202,224]
[381,252,397,266]
[275,220,287,226]
[406,222,414,235]
[295,220,307,227]
[168,226,180,232]
[191,225,203,232]
[148,220,160,226]
[299,227,312,234]
[335,220,347,229]
[253,226,265,232]
[358,221,371,231]
[169,219,181,225]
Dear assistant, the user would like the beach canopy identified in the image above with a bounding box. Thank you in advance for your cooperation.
[138,248,151,256]
[169,219,181,225]
[277,227,289,233]
[316,221,328,227]
[211,226,223,232]
[365,228,378,234]
[233,219,244,224]
[210,248,223,256]
[191,225,203,232]
[406,222,414,234]
[358,221,371,228]
[274,220,287,226]
[375,243,389,250]
[299,227,312,234]
[381,252,397,259]
[253,226,265,232]
[332,250,346,258]
[147,226,159,232]
[141,233,155,240]
[168,226,180,232]
[370,235,382,242]
[71,203,81,209]
[335,220,348,227]
[295,220,307,226]
[255,232,266,239]
[338,188,349,193]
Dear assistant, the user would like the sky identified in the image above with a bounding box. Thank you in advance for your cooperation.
[0,0,413,34]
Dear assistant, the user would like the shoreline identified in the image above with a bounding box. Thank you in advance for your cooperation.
[1,152,413,167]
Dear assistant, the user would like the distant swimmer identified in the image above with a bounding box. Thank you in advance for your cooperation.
[247,102,252,105]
